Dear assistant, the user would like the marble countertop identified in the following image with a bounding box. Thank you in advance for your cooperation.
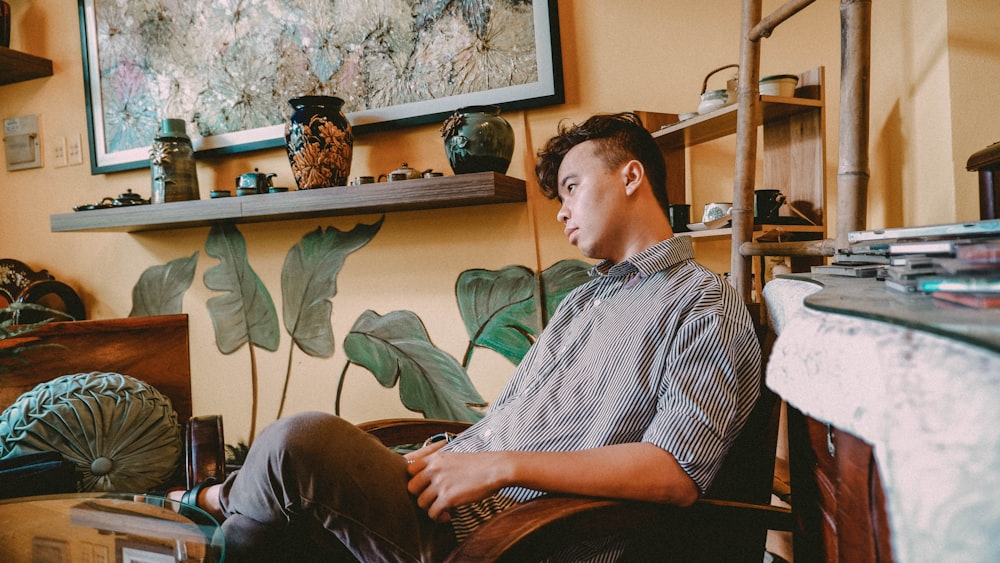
[763,275,1000,563]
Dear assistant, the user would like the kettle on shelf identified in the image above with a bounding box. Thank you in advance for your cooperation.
[378,163,429,182]
[236,169,277,194]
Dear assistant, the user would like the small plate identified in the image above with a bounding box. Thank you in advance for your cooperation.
[686,216,732,231]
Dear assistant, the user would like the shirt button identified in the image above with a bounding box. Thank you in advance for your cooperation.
[483,428,493,438]
[593,299,602,307]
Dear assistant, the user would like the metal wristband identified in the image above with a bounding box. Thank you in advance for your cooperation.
[422,432,457,447]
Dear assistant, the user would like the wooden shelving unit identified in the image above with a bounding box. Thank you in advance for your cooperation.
[651,95,823,152]
[677,224,825,239]
[643,67,828,299]
[50,172,527,233]
[0,47,53,86]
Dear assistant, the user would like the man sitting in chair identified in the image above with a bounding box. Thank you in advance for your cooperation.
[174,112,761,562]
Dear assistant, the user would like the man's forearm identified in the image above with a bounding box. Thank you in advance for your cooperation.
[501,442,699,506]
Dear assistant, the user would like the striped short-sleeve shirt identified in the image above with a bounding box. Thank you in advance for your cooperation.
[446,236,761,542]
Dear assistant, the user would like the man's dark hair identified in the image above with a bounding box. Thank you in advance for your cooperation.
[535,112,670,214]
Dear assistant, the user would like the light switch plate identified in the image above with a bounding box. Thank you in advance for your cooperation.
[3,114,43,171]
[68,132,83,165]
[53,135,67,167]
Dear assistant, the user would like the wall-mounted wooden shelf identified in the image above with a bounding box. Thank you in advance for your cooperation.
[0,47,54,86]
[677,224,826,239]
[50,172,527,233]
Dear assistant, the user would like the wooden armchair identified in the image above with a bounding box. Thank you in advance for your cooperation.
[185,379,792,562]
[368,388,791,562]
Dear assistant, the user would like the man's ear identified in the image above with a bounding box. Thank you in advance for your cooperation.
[622,160,644,196]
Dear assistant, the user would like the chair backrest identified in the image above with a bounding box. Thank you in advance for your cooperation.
[704,304,780,506]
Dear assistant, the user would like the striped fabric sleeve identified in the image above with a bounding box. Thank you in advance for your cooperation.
[642,295,761,494]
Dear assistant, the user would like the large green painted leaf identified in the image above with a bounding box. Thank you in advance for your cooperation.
[456,265,538,364]
[540,259,593,323]
[204,224,279,354]
[344,310,485,422]
[129,252,199,317]
[281,218,383,357]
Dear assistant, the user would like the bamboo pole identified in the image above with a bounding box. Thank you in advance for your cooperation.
[731,0,763,304]
[749,0,818,41]
[836,0,872,248]
[740,239,838,257]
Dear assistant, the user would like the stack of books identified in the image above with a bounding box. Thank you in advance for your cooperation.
[811,220,1000,308]
[918,242,1000,308]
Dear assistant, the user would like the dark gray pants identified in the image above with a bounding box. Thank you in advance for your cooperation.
[217,412,454,562]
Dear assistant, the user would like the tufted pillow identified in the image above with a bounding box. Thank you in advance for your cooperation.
[0,372,181,492]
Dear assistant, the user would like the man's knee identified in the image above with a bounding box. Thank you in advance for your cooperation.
[257,412,351,454]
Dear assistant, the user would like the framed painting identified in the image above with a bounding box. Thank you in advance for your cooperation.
[31,537,69,563]
[78,0,564,174]
[116,538,175,563]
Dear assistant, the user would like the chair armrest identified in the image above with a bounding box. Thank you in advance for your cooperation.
[357,418,473,447]
[185,414,227,488]
[445,495,793,563]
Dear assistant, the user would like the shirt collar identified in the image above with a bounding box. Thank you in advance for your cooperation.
[591,236,695,279]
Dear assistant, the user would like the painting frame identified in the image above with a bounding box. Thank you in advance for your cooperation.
[78,0,564,175]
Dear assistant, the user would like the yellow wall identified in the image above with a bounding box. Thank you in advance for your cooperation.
[1,1,998,442]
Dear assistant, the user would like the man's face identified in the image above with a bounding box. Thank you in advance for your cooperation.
[555,140,627,261]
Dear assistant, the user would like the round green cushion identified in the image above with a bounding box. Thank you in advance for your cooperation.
[0,372,181,492]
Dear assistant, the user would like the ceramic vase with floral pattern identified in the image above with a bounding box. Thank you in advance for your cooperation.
[285,96,353,189]
[441,105,514,175]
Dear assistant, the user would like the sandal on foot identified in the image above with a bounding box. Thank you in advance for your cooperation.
[180,476,219,509]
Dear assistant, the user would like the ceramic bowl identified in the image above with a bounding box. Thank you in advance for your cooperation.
[759,74,798,97]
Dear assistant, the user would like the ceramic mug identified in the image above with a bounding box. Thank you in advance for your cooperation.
[702,202,732,223]
[754,189,784,221]
[668,204,691,232]
[377,173,408,182]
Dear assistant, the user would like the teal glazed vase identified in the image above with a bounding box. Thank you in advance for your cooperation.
[285,96,353,189]
[441,105,514,175]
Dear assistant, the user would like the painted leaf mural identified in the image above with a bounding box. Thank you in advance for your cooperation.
[344,310,485,423]
[455,260,592,366]
[540,259,593,323]
[129,252,199,317]
[456,265,538,365]
[281,217,384,357]
[275,218,384,421]
[204,224,279,354]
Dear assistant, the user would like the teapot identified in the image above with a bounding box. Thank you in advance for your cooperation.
[378,163,427,181]
[113,189,147,206]
[236,168,277,194]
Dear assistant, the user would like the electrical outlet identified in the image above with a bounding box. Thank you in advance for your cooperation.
[68,133,83,165]
[52,136,67,167]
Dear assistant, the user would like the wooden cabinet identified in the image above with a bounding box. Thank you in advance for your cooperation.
[787,407,894,562]
[639,67,828,294]
[0,46,53,86]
